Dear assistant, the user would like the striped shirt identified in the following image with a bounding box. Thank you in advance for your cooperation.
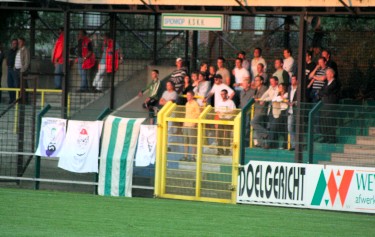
[15,49,22,69]
[312,67,328,90]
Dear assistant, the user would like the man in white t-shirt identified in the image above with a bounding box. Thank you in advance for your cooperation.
[232,57,250,107]
[251,47,267,79]
[215,89,236,155]
[283,48,296,81]
[203,74,234,107]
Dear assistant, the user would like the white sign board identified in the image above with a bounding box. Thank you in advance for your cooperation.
[161,14,223,31]
[237,161,375,214]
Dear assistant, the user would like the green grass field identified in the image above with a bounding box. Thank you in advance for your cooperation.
[0,188,373,237]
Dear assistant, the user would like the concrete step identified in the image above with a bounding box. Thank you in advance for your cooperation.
[356,136,375,145]
[344,144,375,155]
[178,162,221,173]
[331,153,375,166]
[369,127,375,136]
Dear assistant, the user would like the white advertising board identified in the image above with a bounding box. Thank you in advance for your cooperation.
[161,14,223,31]
[237,161,375,213]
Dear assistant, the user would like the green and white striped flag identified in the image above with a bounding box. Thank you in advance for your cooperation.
[98,115,145,197]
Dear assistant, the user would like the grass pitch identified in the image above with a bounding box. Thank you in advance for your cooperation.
[0,188,373,237]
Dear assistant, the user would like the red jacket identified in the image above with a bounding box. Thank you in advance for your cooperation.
[81,36,95,69]
[52,33,64,64]
[105,39,119,73]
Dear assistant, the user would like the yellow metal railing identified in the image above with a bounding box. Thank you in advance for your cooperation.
[0,88,71,132]
[155,101,241,204]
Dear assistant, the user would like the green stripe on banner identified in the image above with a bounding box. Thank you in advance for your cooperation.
[104,118,121,196]
[119,119,136,196]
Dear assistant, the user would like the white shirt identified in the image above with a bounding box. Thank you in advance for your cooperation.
[233,67,250,91]
[251,57,267,78]
[283,57,296,80]
[216,99,236,119]
[15,49,22,69]
[193,81,211,106]
[209,83,234,107]
[288,86,297,114]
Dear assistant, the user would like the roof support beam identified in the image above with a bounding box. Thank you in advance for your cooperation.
[339,0,357,15]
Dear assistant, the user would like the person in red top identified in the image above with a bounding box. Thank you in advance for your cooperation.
[92,33,122,93]
[51,27,64,89]
[77,30,95,92]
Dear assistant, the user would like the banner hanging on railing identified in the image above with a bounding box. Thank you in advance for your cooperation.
[135,125,157,167]
[35,117,67,158]
[237,160,375,214]
[57,120,103,173]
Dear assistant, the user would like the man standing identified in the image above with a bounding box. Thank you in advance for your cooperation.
[250,76,268,147]
[169,57,187,95]
[255,63,268,85]
[216,56,231,86]
[308,57,328,102]
[51,27,64,89]
[204,74,234,108]
[232,57,250,107]
[6,39,18,103]
[193,72,211,106]
[283,48,296,80]
[319,68,340,143]
[77,30,95,92]
[216,89,236,155]
[305,51,316,102]
[237,51,250,72]
[251,47,267,79]
[240,79,255,146]
[92,33,121,93]
[288,75,298,150]
[321,49,338,79]
[14,37,30,100]
[272,58,289,85]
[180,90,200,162]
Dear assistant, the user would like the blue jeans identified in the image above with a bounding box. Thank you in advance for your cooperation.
[54,63,63,89]
[7,68,19,103]
[78,57,88,90]
[288,113,296,149]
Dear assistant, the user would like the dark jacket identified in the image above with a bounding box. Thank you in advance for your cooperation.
[319,79,340,104]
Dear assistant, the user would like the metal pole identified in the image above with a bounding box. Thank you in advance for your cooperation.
[184,30,189,71]
[62,10,70,118]
[307,101,322,164]
[153,14,158,65]
[295,14,307,163]
[240,99,255,165]
[34,104,51,190]
[30,11,36,58]
[191,31,198,71]
[109,13,116,109]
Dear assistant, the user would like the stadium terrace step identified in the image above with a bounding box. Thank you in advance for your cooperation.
[369,127,375,136]
[201,154,232,165]
[344,144,375,155]
[330,153,375,166]
[356,136,375,145]
[178,162,221,173]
